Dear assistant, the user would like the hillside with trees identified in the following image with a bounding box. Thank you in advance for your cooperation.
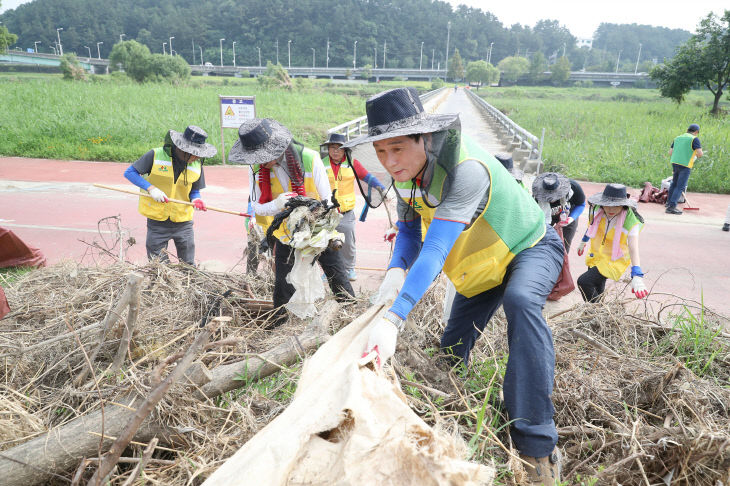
[0,0,692,71]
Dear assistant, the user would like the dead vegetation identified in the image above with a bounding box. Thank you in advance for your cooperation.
[1,261,728,485]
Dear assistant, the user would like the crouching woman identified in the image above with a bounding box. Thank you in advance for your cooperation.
[576,184,648,302]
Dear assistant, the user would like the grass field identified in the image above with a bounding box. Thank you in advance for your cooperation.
[0,74,428,165]
[478,86,730,193]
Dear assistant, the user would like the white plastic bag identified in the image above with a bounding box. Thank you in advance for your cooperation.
[285,251,326,319]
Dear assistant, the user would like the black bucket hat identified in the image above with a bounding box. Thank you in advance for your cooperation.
[228,118,293,165]
[532,172,570,202]
[342,87,459,148]
[587,183,637,209]
[167,126,217,158]
[322,132,347,146]
[494,153,524,182]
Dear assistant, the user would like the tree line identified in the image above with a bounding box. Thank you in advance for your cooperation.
[1,0,692,71]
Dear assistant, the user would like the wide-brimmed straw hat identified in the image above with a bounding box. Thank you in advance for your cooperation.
[587,183,637,209]
[168,126,217,158]
[532,172,570,202]
[494,153,524,182]
[228,118,293,165]
[342,87,459,148]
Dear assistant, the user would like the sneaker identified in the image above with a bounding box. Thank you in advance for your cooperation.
[723,223,730,232]
[347,269,357,281]
[666,207,683,215]
[519,447,562,486]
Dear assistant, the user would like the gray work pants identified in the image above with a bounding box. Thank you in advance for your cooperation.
[146,218,195,265]
[335,210,357,272]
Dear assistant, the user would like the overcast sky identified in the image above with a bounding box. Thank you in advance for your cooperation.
[1,0,728,38]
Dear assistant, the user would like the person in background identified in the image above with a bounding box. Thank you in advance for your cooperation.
[228,118,355,327]
[532,172,585,252]
[345,87,564,485]
[124,126,216,265]
[321,132,386,281]
[666,123,703,215]
[494,153,526,189]
[576,184,648,302]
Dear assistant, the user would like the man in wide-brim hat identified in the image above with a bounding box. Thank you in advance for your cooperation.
[532,172,586,252]
[320,132,386,281]
[124,125,217,265]
[228,118,354,327]
[575,183,648,302]
[344,87,565,484]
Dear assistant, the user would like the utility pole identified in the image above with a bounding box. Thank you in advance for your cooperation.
[634,43,642,74]
[445,21,451,75]
[56,28,63,56]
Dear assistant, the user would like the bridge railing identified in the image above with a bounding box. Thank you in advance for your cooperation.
[327,87,448,140]
[464,89,541,161]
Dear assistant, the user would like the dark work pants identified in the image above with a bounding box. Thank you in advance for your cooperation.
[667,163,691,208]
[577,265,608,303]
[146,219,195,265]
[272,241,355,327]
[441,225,563,458]
[562,218,578,253]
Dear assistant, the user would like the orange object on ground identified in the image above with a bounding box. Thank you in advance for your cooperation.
[0,286,9,319]
[0,227,47,268]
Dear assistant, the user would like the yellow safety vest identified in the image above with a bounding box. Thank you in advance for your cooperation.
[585,209,643,281]
[138,147,200,222]
[322,155,356,212]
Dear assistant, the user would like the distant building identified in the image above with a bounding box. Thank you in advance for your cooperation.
[577,38,593,49]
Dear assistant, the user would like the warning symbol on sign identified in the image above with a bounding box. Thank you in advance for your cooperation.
[224,106,235,116]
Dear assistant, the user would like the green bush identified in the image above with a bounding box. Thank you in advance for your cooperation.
[431,77,444,89]
[59,54,87,81]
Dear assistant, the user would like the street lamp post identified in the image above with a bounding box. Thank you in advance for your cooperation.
[169,36,174,56]
[562,42,566,58]
[199,46,203,65]
[232,41,236,67]
[445,21,450,75]
[96,41,103,59]
[353,40,357,69]
[120,33,125,43]
[163,42,167,55]
[419,41,424,70]
[83,45,91,59]
[219,38,225,67]
[56,28,63,56]
[311,47,315,68]
[276,39,279,65]
[488,42,494,64]
[257,47,261,67]
[615,50,622,73]
[287,40,291,68]
[326,39,330,69]
[383,40,386,69]
[49,45,57,56]
[634,43,642,74]
[34,41,40,53]
[374,46,377,69]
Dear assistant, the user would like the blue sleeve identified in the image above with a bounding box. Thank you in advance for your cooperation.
[363,173,385,191]
[569,203,585,220]
[247,200,255,216]
[189,189,201,201]
[389,218,466,319]
[124,165,151,190]
[692,138,701,150]
[388,219,422,270]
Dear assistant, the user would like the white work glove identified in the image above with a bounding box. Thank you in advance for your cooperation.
[370,267,406,305]
[631,276,649,299]
[148,186,168,203]
[577,240,586,256]
[365,312,400,367]
[274,192,297,211]
[557,216,574,227]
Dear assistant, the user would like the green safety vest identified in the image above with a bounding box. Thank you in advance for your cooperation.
[670,133,698,169]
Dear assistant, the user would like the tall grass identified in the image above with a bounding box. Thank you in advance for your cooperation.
[0,75,422,164]
[478,87,730,193]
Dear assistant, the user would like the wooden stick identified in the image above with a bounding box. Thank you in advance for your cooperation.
[93,183,250,217]
[120,438,158,486]
[108,272,143,376]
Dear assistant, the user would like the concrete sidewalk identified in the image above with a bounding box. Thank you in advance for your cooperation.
[1,156,729,320]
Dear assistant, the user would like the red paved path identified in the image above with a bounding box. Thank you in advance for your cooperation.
[1,156,729,321]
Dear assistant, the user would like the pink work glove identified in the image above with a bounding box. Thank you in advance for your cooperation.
[192,198,207,211]
[631,276,649,299]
